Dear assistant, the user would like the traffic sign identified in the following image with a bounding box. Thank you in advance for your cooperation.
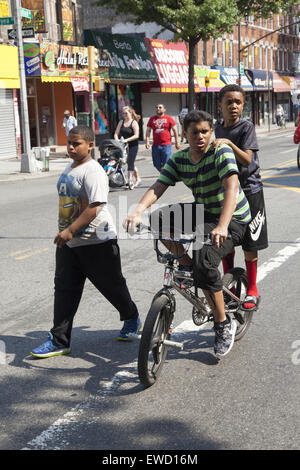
[20,7,31,19]
[0,16,14,25]
[7,27,35,40]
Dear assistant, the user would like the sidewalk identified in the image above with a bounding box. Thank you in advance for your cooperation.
[0,121,295,182]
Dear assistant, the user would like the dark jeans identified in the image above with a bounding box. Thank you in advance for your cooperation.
[51,240,138,348]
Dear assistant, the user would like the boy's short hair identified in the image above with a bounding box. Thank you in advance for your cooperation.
[69,125,94,143]
[218,84,245,102]
[183,110,213,131]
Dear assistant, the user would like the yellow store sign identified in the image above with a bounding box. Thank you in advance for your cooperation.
[0,1,9,17]
[0,45,20,89]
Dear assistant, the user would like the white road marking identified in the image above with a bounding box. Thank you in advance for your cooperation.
[22,237,300,450]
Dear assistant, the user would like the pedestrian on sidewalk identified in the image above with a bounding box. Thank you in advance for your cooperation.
[276,104,284,127]
[146,104,180,172]
[213,84,268,312]
[62,110,77,137]
[178,107,188,143]
[114,106,142,187]
[30,125,141,358]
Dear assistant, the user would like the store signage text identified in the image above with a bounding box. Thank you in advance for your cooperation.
[56,48,88,67]
[152,47,188,85]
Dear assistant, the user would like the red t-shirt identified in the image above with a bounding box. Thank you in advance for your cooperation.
[147,114,176,145]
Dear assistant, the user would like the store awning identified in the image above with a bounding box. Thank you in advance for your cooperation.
[84,30,157,82]
[0,78,20,89]
[194,66,225,92]
[272,72,290,93]
[0,45,20,89]
[143,38,191,92]
[41,76,71,83]
[213,66,253,91]
[282,75,297,90]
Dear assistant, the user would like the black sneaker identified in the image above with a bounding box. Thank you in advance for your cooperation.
[213,317,237,357]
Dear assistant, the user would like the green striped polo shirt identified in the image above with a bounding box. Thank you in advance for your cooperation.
[158,143,251,224]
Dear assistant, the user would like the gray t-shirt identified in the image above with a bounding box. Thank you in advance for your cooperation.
[57,159,117,247]
[215,119,262,194]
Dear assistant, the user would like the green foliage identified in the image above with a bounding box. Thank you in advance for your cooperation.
[236,0,299,19]
[93,0,241,42]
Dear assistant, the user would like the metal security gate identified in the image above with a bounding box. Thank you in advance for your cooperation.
[0,89,17,159]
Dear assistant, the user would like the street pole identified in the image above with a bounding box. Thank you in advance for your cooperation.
[14,0,36,172]
[238,23,241,86]
[88,46,96,159]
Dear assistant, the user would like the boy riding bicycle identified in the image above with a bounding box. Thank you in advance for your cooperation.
[125,110,251,357]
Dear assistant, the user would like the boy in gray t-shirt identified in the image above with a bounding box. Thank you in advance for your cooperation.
[214,84,268,311]
[31,126,141,358]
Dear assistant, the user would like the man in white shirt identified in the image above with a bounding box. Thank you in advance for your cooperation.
[63,110,77,136]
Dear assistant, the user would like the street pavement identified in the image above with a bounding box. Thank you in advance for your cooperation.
[0,122,296,182]
[1,123,300,452]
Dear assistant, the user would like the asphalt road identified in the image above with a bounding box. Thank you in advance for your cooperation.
[1,130,300,452]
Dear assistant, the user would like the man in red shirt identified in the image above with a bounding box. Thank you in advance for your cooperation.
[146,104,180,171]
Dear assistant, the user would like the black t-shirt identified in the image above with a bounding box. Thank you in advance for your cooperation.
[215,119,261,194]
[119,120,138,147]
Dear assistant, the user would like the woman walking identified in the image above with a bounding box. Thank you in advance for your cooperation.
[114,106,142,188]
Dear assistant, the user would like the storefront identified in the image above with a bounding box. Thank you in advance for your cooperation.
[84,30,157,142]
[213,66,253,122]
[282,75,299,121]
[141,38,225,131]
[0,45,20,159]
[244,70,273,125]
[272,72,291,122]
[26,43,107,147]
[194,66,225,117]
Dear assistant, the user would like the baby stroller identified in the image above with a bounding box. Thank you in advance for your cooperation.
[98,139,133,189]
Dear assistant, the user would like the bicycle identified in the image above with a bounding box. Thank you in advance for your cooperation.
[297,142,300,170]
[137,233,254,388]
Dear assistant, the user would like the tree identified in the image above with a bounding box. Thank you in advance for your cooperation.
[92,0,299,110]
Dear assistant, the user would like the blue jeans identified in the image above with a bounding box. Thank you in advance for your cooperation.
[152,144,172,170]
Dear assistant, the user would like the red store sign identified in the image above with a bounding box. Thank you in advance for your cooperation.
[143,38,199,93]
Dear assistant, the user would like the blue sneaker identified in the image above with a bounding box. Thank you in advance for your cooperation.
[117,316,142,341]
[30,333,71,358]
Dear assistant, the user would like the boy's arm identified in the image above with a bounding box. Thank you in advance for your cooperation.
[210,174,240,249]
[124,182,168,232]
[54,202,103,248]
[213,138,252,166]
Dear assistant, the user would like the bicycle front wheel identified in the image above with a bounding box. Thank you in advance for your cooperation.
[297,144,300,170]
[138,295,174,388]
[223,268,253,341]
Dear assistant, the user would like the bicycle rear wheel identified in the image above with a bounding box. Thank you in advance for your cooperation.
[138,295,174,388]
[297,144,300,170]
[222,268,253,341]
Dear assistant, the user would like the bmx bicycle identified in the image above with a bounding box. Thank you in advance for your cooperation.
[137,233,254,388]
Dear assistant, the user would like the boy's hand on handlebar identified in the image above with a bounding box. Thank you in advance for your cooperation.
[123,214,142,235]
[210,225,228,249]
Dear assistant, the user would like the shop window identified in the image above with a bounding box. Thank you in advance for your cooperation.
[94,92,109,135]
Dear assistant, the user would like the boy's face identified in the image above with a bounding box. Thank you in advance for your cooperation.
[184,121,213,154]
[67,133,93,165]
[219,91,244,124]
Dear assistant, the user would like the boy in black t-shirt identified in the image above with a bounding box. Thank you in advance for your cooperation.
[213,84,268,311]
